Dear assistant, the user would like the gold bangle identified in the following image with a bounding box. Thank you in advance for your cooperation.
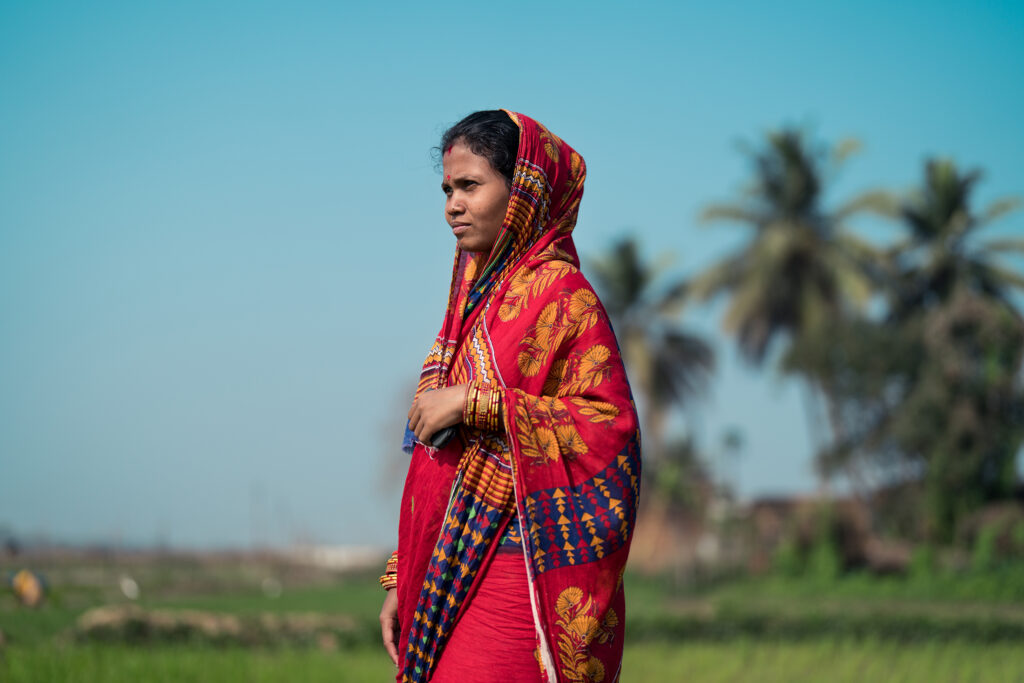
[463,384,477,425]
[379,553,398,591]
[489,388,500,431]
[481,387,491,430]
[488,388,497,430]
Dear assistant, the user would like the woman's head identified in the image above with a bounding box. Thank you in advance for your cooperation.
[438,110,519,186]
[439,111,520,253]
[433,110,587,324]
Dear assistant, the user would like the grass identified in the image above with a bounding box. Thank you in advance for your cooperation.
[621,639,1024,682]
[141,573,385,616]
[5,639,1024,682]
[5,559,1024,681]
[0,572,383,646]
[3,643,394,683]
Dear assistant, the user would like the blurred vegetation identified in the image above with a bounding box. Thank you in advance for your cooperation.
[592,126,1024,552]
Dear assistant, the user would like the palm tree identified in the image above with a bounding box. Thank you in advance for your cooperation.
[888,159,1024,319]
[882,159,1024,540]
[588,237,715,478]
[690,128,890,483]
[809,159,1024,541]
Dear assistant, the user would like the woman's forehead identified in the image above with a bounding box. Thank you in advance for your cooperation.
[442,142,497,175]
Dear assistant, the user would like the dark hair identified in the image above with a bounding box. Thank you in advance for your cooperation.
[436,110,520,186]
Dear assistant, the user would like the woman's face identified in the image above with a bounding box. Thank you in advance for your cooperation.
[441,142,511,253]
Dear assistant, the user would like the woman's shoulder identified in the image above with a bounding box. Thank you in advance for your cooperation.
[526,242,598,291]
[506,258,593,300]
[496,260,607,326]
[495,257,583,321]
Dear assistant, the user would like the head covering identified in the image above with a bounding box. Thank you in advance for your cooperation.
[406,111,586,407]
[396,111,640,683]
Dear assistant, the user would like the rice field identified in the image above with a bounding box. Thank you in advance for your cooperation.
[6,639,1024,682]
[4,553,1024,682]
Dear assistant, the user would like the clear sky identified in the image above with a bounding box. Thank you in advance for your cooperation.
[2,0,1022,549]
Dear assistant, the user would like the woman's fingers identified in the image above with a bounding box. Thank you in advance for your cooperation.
[407,385,470,443]
[416,416,435,443]
[410,395,436,442]
[408,399,421,435]
[382,618,399,666]
[380,590,400,667]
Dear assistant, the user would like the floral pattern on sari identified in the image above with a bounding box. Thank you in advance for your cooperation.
[554,585,620,683]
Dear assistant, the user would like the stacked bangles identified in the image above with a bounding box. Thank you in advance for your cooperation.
[379,551,398,590]
[463,383,503,431]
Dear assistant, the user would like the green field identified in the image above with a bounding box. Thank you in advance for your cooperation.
[6,639,1024,682]
[4,557,1024,682]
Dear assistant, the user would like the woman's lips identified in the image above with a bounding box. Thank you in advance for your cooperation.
[451,224,470,235]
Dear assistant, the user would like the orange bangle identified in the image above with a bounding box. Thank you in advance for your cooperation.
[463,383,505,432]
[379,552,398,591]
[462,384,478,425]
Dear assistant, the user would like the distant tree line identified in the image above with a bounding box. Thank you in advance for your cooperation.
[592,128,1024,544]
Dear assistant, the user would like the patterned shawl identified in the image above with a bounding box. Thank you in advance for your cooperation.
[395,111,641,683]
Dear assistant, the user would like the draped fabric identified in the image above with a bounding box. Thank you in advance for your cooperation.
[429,552,540,682]
[395,111,641,683]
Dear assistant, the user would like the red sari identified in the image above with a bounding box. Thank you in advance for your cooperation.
[394,111,640,683]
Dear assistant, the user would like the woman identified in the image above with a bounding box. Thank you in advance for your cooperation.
[380,110,641,683]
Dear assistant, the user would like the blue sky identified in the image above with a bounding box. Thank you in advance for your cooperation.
[2,0,1022,549]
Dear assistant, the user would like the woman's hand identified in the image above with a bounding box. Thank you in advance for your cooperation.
[380,588,400,667]
[408,384,469,444]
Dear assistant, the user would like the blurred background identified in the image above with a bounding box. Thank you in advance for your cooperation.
[2,1,1023,680]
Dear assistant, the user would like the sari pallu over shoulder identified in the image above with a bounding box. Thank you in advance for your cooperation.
[396,112,640,683]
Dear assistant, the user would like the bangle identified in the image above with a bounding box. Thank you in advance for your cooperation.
[463,384,479,425]
[463,383,504,432]
[379,552,398,591]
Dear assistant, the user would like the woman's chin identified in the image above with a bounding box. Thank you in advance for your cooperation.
[457,237,493,254]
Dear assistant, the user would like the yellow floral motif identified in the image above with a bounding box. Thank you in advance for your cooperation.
[518,346,545,377]
[519,426,558,464]
[555,424,589,457]
[537,242,576,264]
[542,358,568,396]
[567,289,600,331]
[532,394,572,422]
[537,123,562,164]
[556,587,583,613]
[515,399,571,464]
[568,397,620,423]
[553,586,617,683]
[558,199,582,233]
[516,288,602,380]
[534,301,562,343]
[534,427,560,461]
[569,150,583,183]
[498,269,536,321]
[500,261,575,322]
[518,303,559,376]
[578,345,610,375]
[557,344,613,398]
